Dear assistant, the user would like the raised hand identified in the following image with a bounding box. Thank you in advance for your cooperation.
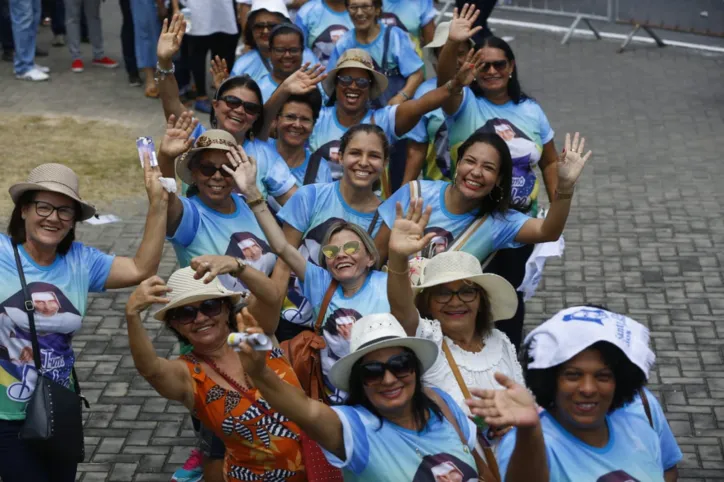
[126,276,172,316]
[210,55,229,90]
[466,373,540,429]
[448,4,482,43]
[190,255,240,283]
[159,112,198,159]
[389,199,436,258]
[557,132,592,191]
[453,48,486,89]
[235,309,269,378]
[157,13,186,62]
[142,151,169,205]
[282,62,327,96]
[224,145,261,199]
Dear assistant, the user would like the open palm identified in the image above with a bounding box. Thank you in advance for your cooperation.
[157,14,185,61]
[468,373,540,428]
[448,4,482,43]
[389,199,436,258]
[224,145,259,197]
[283,63,327,95]
[160,112,197,158]
[557,132,592,189]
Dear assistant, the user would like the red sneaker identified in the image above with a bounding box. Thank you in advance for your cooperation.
[92,56,119,69]
[71,59,84,72]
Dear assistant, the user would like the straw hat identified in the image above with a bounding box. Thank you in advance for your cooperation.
[425,22,476,50]
[322,49,388,100]
[413,251,518,323]
[175,130,238,185]
[9,163,96,221]
[153,267,246,321]
[328,313,438,392]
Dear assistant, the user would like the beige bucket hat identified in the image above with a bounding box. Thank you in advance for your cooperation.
[322,48,388,100]
[9,163,96,221]
[328,313,438,392]
[425,21,476,50]
[413,251,518,323]
[153,267,247,321]
[175,130,238,185]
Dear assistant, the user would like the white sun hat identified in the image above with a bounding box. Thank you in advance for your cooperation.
[413,251,518,323]
[328,313,438,393]
[425,21,476,50]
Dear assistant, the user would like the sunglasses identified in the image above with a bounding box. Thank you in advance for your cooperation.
[337,75,371,90]
[219,95,262,115]
[196,162,233,178]
[481,60,508,72]
[430,285,480,304]
[253,21,279,32]
[321,240,360,260]
[166,298,226,325]
[31,200,76,221]
[359,352,416,386]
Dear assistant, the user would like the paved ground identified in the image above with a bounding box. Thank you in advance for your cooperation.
[1,2,723,480]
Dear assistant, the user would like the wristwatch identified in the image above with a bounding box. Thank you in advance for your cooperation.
[233,258,247,277]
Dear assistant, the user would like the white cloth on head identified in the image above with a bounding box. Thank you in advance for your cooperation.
[519,236,564,301]
[524,306,655,378]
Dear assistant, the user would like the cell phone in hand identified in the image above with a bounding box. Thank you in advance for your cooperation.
[136,137,158,168]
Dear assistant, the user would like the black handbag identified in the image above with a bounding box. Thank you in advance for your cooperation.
[12,243,89,463]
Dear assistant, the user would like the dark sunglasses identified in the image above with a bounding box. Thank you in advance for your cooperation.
[219,95,262,115]
[337,75,371,89]
[359,352,416,386]
[31,200,76,221]
[253,21,279,32]
[196,162,233,178]
[166,298,226,325]
[321,240,360,260]
[481,60,508,72]
[430,285,480,304]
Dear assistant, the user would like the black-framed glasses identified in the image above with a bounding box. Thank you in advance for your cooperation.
[359,352,416,386]
[31,201,76,221]
[272,47,302,56]
[166,298,225,325]
[337,75,371,89]
[481,60,508,72]
[430,285,480,304]
[279,113,313,126]
[321,240,361,260]
[253,21,279,32]
[348,4,375,13]
[219,95,262,115]
[197,162,233,178]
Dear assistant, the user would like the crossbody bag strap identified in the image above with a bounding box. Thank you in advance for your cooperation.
[638,388,654,428]
[382,25,392,74]
[314,280,339,334]
[12,243,42,371]
[448,215,487,252]
[303,155,322,185]
[367,210,380,235]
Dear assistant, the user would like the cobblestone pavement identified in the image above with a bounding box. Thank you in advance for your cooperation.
[1,2,723,480]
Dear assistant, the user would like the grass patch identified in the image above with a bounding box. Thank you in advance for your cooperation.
[0,114,146,217]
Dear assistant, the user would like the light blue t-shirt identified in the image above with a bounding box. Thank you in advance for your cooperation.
[301,264,389,403]
[294,0,353,67]
[0,234,114,419]
[323,388,478,481]
[497,410,664,482]
[381,0,436,54]
[378,180,529,261]
[405,77,453,181]
[624,388,683,471]
[276,182,382,332]
[189,124,296,201]
[229,48,319,84]
[326,25,423,84]
[449,87,555,211]
[308,105,399,180]
[270,140,333,186]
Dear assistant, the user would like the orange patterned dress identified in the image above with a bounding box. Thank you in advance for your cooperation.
[181,348,306,481]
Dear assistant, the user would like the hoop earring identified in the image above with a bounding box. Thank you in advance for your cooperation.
[488,185,504,203]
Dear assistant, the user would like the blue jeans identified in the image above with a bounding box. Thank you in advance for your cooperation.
[130,0,160,69]
[8,0,41,73]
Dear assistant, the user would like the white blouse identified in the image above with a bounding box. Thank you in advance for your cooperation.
[418,316,525,415]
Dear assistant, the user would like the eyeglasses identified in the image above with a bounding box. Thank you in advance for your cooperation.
[31,201,76,221]
[196,162,233,178]
[321,240,361,260]
[219,95,262,116]
[272,47,302,56]
[253,22,279,32]
[279,113,313,126]
[481,60,508,72]
[430,285,480,304]
[359,352,416,386]
[348,4,375,13]
[166,298,225,325]
[337,75,371,89]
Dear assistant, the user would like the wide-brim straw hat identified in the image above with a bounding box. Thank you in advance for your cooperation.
[425,21,476,50]
[412,252,518,323]
[9,163,96,221]
[175,129,238,186]
[322,48,388,100]
[153,267,246,321]
[328,313,438,393]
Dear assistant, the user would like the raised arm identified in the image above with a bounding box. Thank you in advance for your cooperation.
[388,69,424,106]
[125,277,195,410]
[515,133,591,244]
[403,140,428,185]
[236,310,345,460]
[387,199,436,336]
[156,14,189,122]
[104,155,169,290]
[223,146,308,281]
